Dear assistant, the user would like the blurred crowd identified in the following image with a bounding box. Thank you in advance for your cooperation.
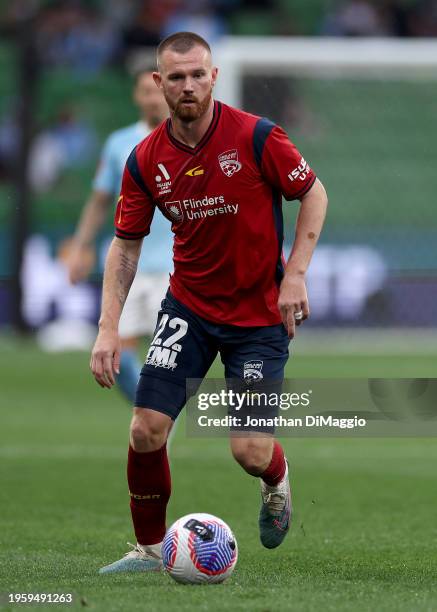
[321,0,437,37]
[1,0,436,75]
[0,103,96,191]
[0,0,435,190]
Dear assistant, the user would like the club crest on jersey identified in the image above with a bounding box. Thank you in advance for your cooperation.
[218,149,242,177]
[165,200,184,222]
[244,360,264,382]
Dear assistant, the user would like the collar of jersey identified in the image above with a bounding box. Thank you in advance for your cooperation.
[166,100,222,155]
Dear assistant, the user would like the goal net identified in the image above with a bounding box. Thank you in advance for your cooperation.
[214,37,437,330]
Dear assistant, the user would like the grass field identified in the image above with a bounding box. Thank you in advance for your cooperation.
[1,336,437,611]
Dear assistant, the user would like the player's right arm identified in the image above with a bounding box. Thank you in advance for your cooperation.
[90,146,155,389]
[90,236,142,388]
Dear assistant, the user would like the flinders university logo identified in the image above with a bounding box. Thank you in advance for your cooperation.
[218,149,242,177]
[244,360,264,382]
[165,200,184,222]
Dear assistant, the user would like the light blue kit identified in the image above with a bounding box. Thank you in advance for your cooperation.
[94,121,173,274]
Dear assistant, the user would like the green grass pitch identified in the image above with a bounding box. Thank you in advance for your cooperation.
[1,337,436,611]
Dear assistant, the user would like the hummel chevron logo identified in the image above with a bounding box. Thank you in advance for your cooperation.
[185,165,204,176]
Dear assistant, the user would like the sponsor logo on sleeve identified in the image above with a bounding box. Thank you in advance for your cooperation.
[288,157,310,182]
[218,149,242,177]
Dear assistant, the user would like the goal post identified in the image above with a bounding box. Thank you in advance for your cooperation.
[212,37,437,330]
[214,37,437,107]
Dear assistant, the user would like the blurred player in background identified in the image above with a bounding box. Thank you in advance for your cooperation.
[68,69,171,403]
[91,32,328,573]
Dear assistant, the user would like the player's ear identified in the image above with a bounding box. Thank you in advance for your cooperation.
[211,66,218,87]
[153,71,162,89]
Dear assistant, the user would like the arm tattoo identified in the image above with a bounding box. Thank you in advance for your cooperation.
[115,252,137,307]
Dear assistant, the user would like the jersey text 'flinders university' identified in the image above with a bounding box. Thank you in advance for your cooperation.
[115,101,316,326]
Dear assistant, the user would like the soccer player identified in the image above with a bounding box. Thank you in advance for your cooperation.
[91,32,328,573]
[67,69,171,403]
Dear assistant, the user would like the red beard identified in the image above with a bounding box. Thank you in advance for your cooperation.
[173,91,212,122]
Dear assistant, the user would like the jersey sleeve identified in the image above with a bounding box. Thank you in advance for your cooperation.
[93,133,118,195]
[257,121,316,201]
[115,147,155,240]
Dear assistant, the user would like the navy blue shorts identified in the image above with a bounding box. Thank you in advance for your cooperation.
[135,290,290,421]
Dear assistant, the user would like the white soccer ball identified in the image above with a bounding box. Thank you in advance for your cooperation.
[162,513,238,584]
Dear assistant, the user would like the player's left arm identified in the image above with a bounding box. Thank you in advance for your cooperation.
[278,178,328,339]
[257,123,328,338]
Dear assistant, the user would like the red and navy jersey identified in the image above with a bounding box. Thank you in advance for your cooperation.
[115,101,316,326]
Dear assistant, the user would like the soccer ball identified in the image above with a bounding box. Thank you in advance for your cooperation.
[162,513,238,584]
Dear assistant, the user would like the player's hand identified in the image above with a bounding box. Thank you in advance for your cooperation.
[277,273,310,339]
[90,328,121,389]
[66,242,96,284]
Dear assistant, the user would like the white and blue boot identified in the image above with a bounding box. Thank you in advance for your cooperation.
[99,542,163,574]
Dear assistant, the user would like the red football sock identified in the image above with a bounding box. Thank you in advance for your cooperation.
[261,441,286,486]
[127,443,171,545]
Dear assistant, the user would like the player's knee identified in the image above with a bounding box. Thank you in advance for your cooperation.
[130,409,169,452]
[130,420,167,451]
[231,440,270,475]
